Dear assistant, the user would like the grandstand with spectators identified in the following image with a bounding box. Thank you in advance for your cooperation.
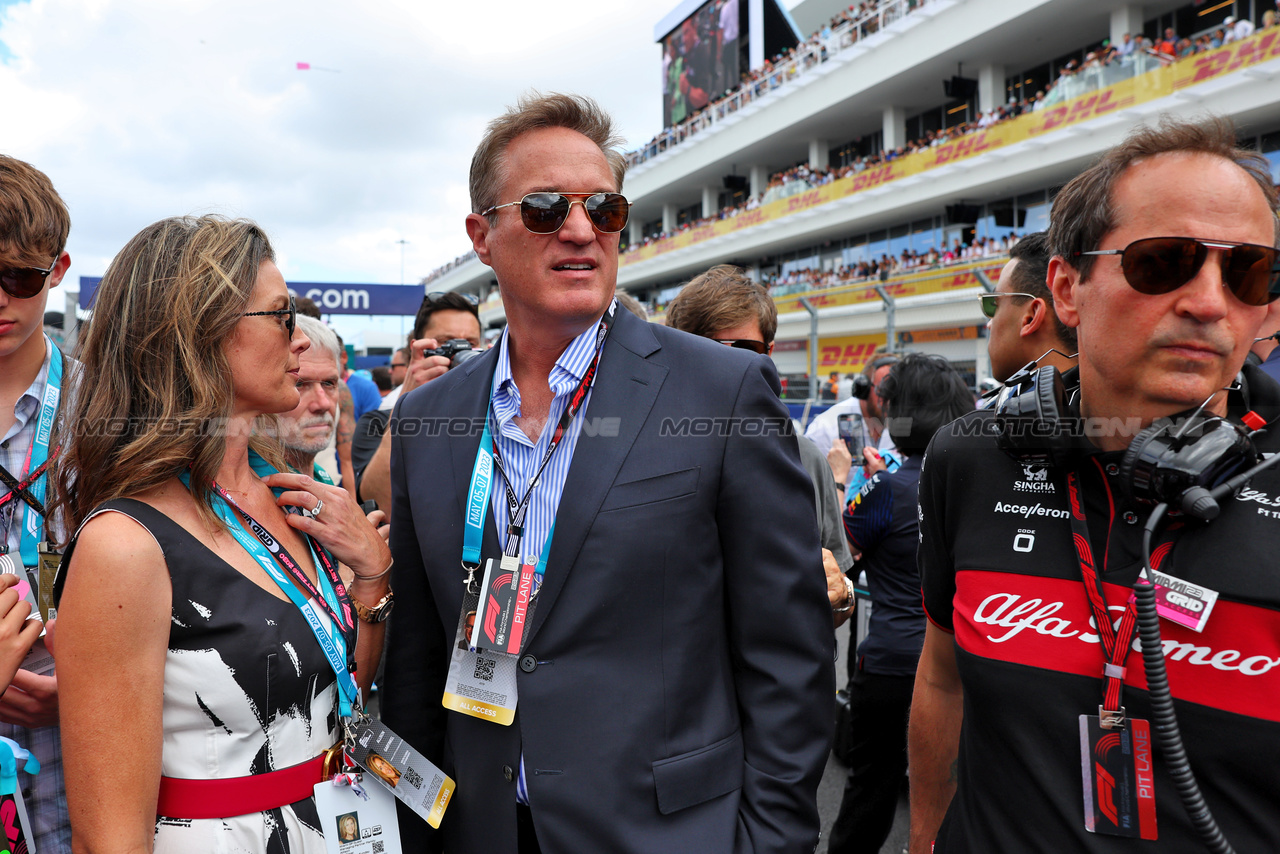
[425,0,1280,396]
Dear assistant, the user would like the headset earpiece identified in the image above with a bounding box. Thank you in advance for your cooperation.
[852,354,901,400]
[852,374,870,400]
[1119,414,1258,520]
[995,365,1073,468]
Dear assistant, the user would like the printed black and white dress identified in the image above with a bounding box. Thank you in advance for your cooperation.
[79,499,338,854]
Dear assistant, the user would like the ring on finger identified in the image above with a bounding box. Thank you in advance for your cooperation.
[312,498,325,518]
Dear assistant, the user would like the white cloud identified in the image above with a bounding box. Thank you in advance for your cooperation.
[0,0,663,293]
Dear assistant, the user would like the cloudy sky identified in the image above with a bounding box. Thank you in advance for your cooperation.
[0,0,680,337]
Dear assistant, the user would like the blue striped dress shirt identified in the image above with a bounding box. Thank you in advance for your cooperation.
[488,311,608,805]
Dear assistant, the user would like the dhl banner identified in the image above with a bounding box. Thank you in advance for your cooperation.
[781,326,981,371]
[621,29,1280,269]
[772,259,1005,315]
[814,334,888,372]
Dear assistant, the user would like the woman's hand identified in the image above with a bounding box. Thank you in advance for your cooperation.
[862,446,887,475]
[262,472,392,579]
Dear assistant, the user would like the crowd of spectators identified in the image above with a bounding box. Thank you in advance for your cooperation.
[424,9,1279,282]
[761,233,1022,297]
[628,0,929,169]
[620,12,1279,257]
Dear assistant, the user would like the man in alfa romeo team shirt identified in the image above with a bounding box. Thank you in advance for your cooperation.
[908,117,1280,852]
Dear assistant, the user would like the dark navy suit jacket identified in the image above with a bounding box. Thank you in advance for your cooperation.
[383,308,835,853]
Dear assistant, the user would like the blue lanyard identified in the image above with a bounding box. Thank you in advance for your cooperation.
[461,309,612,581]
[461,420,557,577]
[181,453,361,717]
[18,337,62,567]
[461,424,495,569]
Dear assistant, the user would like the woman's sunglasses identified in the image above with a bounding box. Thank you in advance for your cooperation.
[482,192,630,235]
[0,254,60,299]
[1077,236,1280,307]
[242,294,297,338]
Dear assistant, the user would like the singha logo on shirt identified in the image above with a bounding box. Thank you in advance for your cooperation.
[1014,464,1055,494]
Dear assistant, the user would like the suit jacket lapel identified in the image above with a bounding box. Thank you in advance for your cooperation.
[525,311,667,643]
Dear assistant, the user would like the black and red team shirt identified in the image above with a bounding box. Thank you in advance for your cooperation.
[920,363,1280,852]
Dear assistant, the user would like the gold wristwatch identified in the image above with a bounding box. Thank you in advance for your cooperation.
[352,589,395,624]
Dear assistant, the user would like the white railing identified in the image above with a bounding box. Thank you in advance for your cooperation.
[625,0,930,169]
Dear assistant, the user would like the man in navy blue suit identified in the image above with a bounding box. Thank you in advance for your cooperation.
[382,93,835,854]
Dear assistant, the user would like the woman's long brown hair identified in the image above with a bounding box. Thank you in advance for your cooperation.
[52,215,290,542]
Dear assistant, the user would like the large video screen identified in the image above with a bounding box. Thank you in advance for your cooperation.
[661,0,741,127]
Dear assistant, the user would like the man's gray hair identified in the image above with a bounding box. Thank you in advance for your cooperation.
[297,315,341,368]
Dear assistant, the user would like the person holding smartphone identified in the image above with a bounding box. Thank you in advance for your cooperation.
[806,353,899,495]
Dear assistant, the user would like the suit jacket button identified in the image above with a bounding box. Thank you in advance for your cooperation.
[519,654,538,673]
[503,765,514,782]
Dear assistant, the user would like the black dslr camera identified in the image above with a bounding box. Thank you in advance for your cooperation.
[423,338,480,369]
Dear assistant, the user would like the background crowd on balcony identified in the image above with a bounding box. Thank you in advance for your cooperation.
[631,0,930,166]
[619,9,1279,257]
[425,3,1280,283]
[761,232,1023,297]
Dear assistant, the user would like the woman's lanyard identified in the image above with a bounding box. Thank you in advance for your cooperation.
[181,451,360,717]
[460,308,612,585]
[0,338,62,566]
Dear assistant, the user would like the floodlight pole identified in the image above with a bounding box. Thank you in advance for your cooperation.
[799,297,819,401]
[396,238,409,339]
[873,284,896,351]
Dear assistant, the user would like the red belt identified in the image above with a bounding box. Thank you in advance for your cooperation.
[157,754,327,820]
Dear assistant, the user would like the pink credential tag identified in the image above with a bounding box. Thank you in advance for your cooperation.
[1149,570,1218,633]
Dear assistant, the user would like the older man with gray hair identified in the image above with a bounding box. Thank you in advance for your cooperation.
[276,314,344,482]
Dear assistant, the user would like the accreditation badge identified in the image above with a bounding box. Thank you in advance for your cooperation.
[0,556,54,677]
[442,558,519,725]
[313,774,403,854]
[470,555,536,656]
[1149,569,1218,633]
[1079,715,1157,840]
[36,542,61,624]
[0,786,35,854]
[346,716,455,829]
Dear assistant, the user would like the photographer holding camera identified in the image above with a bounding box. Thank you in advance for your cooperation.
[359,291,483,508]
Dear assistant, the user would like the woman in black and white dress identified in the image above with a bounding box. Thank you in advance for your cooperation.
[53,216,392,853]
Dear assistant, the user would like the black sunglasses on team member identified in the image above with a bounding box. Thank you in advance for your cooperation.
[978,292,1037,319]
[1076,236,1280,306]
